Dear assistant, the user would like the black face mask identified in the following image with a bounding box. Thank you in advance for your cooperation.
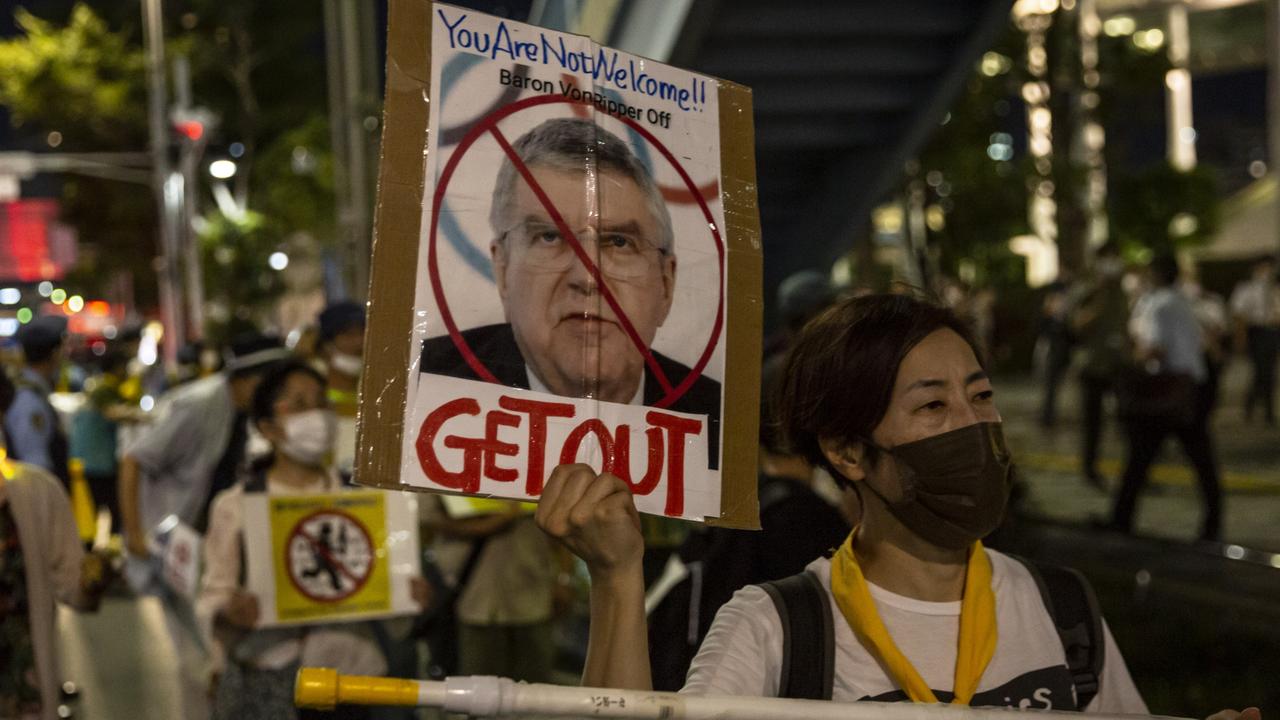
[859,422,1015,550]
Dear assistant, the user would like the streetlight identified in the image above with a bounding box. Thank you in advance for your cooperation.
[209,159,237,179]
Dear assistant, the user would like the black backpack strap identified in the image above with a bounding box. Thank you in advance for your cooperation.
[760,571,835,700]
[1012,555,1105,711]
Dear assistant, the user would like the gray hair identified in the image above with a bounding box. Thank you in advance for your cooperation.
[489,118,675,255]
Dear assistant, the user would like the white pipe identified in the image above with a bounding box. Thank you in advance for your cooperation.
[296,670,1190,720]
[442,677,1191,720]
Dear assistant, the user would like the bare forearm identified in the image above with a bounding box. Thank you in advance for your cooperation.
[582,566,652,691]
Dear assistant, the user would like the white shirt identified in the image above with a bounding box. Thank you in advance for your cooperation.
[124,374,235,531]
[682,551,1148,714]
[1130,287,1206,382]
[1229,278,1280,326]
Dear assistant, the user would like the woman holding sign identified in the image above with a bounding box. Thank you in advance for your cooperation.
[197,361,430,720]
[536,293,1261,719]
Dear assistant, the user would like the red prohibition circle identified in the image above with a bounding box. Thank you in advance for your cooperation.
[283,508,375,604]
[427,94,726,409]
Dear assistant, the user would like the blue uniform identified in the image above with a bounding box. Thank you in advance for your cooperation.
[4,367,70,485]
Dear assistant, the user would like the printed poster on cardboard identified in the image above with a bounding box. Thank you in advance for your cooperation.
[401,4,729,522]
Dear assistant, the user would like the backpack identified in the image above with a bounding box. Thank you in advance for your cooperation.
[761,556,1104,710]
[646,477,849,691]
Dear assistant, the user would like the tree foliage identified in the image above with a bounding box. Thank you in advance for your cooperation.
[198,209,287,344]
[0,1,336,325]
[914,21,1029,291]
[1111,163,1220,256]
[0,4,156,304]
[0,6,147,144]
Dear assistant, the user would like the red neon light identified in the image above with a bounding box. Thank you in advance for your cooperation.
[1,200,58,282]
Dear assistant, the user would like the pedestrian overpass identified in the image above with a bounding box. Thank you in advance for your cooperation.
[532,0,1013,325]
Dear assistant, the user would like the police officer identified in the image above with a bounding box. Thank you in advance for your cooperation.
[3,316,71,486]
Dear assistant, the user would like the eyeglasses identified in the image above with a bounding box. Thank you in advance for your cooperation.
[502,221,666,279]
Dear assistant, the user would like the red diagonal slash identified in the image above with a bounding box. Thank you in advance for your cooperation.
[488,125,675,396]
[296,527,363,588]
[427,94,726,409]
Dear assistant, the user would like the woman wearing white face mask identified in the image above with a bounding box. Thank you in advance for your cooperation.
[196,360,428,720]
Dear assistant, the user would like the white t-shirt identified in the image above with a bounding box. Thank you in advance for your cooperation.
[1230,278,1280,326]
[682,550,1148,714]
[1130,288,1206,382]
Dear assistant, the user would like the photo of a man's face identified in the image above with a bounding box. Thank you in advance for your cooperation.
[417,114,723,467]
[491,162,677,404]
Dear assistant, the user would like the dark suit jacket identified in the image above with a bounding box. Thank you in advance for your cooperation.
[421,323,721,468]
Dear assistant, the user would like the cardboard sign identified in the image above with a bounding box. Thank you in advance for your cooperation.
[241,490,421,626]
[359,1,762,528]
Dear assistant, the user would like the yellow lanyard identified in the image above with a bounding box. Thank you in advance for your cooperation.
[828,532,997,705]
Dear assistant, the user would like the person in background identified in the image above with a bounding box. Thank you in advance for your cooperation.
[316,300,365,475]
[1036,275,1075,429]
[119,334,291,558]
[761,270,837,362]
[314,300,421,720]
[1109,255,1222,542]
[0,370,111,720]
[969,287,998,365]
[197,360,430,720]
[118,333,290,720]
[4,317,71,487]
[1184,274,1230,416]
[286,324,322,369]
[1229,256,1280,425]
[174,342,208,387]
[69,350,130,533]
[1071,242,1130,490]
[422,495,566,684]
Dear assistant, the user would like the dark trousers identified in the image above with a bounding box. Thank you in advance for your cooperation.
[86,472,120,532]
[1080,374,1113,478]
[1040,339,1072,427]
[1245,326,1279,423]
[1111,382,1222,541]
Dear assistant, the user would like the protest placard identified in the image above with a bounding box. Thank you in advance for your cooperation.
[241,490,421,626]
[359,1,762,528]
